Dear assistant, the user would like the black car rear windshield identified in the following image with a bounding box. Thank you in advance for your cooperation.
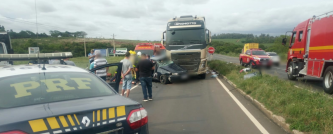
[252,51,267,55]
[0,72,115,108]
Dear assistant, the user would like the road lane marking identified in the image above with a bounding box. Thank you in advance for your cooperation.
[215,77,269,134]
[124,85,138,94]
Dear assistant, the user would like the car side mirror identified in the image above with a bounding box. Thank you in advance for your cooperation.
[282,38,287,46]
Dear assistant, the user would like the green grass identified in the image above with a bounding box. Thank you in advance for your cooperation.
[14,56,124,75]
[209,60,333,133]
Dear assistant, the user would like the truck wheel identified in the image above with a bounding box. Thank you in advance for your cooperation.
[287,62,297,80]
[160,75,170,84]
[199,73,206,79]
[323,67,333,94]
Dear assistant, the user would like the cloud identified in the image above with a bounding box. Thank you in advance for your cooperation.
[0,0,332,40]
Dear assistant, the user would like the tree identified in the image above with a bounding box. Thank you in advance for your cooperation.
[0,25,5,32]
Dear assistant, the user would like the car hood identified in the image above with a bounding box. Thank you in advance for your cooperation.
[0,95,139,126]
[160,63,187,73]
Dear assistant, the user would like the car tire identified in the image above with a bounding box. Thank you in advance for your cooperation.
[323,67,333,94]
[249,61,255,69]
[199,73,206,79]
[160,75,170,84]
[287,62,297,80]
[240,59,244,66]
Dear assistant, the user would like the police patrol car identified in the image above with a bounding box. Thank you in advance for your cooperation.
[0,52,148,134]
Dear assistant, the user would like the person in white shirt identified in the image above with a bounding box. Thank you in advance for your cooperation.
[93,50,108,81]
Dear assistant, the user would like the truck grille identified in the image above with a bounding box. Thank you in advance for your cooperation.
[171,52,201,72]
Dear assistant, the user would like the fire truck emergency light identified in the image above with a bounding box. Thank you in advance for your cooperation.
[0,52,73,61]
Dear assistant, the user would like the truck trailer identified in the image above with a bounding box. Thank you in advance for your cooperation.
[161,15,211,79]
[282,11,333,93]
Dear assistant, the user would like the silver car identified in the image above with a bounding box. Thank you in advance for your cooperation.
[266,52,280,66]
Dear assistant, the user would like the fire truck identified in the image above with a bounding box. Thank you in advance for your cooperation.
[134,43,166,56]
[282,11,333,93]
[161,15,211,79]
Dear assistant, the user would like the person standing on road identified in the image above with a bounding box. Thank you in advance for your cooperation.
[121,52,133,98]
[136,53,154,102]
[88,49,95,64]
[93,50,109,81]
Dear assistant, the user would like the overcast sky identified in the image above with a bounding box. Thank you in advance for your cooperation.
[0,0,332,40]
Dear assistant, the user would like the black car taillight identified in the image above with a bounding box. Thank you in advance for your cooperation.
[126,108,148,130]
[0,131,27,134]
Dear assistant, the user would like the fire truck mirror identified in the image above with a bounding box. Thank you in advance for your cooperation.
[282,38,287,46]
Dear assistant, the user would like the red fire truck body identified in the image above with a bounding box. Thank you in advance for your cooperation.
[134,43,165,56]
[284,11,333,93]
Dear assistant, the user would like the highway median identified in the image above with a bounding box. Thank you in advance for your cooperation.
[208,60,333,133]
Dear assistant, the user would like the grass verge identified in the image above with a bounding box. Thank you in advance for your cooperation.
[208,60,333,133]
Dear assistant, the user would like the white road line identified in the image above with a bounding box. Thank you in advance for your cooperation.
[124,85,139,94]
[215,77,269,134]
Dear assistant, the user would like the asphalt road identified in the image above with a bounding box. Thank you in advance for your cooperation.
[211,54,324,91]
[126,76,287,134]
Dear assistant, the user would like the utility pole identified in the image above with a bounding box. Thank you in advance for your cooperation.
[35,0,38,39]
[84,35,86,57]
[113,34,115,57]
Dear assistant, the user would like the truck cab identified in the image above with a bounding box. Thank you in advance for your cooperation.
[282,11,333,93]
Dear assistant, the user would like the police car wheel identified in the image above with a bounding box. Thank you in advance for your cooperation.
[287,62,297,80]
[160,75,170,84]
[323,67,333,94]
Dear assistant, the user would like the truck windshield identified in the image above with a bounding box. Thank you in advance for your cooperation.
[166,29,206,50]
[252,51,267,55]
[0,72,115,108]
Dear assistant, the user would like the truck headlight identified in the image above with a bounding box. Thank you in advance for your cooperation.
[200,60,207,68]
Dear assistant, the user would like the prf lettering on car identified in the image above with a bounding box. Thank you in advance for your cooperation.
[10,78,92,98]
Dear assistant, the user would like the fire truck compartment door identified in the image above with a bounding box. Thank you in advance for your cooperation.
[313,61,321,77]
[307,60,314,76]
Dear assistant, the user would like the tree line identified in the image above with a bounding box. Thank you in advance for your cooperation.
[0,25,87,39]
[213,33,278,43]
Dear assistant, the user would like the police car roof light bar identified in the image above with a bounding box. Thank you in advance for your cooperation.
[0,52,73,61]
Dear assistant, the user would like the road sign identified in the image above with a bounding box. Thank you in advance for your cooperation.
[208,47,215,54]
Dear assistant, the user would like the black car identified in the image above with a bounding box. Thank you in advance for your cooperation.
[151,56,188,84]
[0,55,149,134]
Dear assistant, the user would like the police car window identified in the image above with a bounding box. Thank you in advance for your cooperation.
[0,72,115,108]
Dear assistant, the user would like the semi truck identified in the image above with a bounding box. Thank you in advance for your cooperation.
[282,11,333,93]
[0,32,14,65]
[161,15,211,79]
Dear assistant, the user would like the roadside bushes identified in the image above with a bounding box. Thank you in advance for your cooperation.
[208,60,333,133]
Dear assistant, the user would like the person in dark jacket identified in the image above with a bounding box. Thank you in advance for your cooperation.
[136,54,155,102]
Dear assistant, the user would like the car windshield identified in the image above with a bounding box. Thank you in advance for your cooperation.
[268,53,278,56]
[252,51,267,55]
[157,60,174,67]
[0,72,115,108]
